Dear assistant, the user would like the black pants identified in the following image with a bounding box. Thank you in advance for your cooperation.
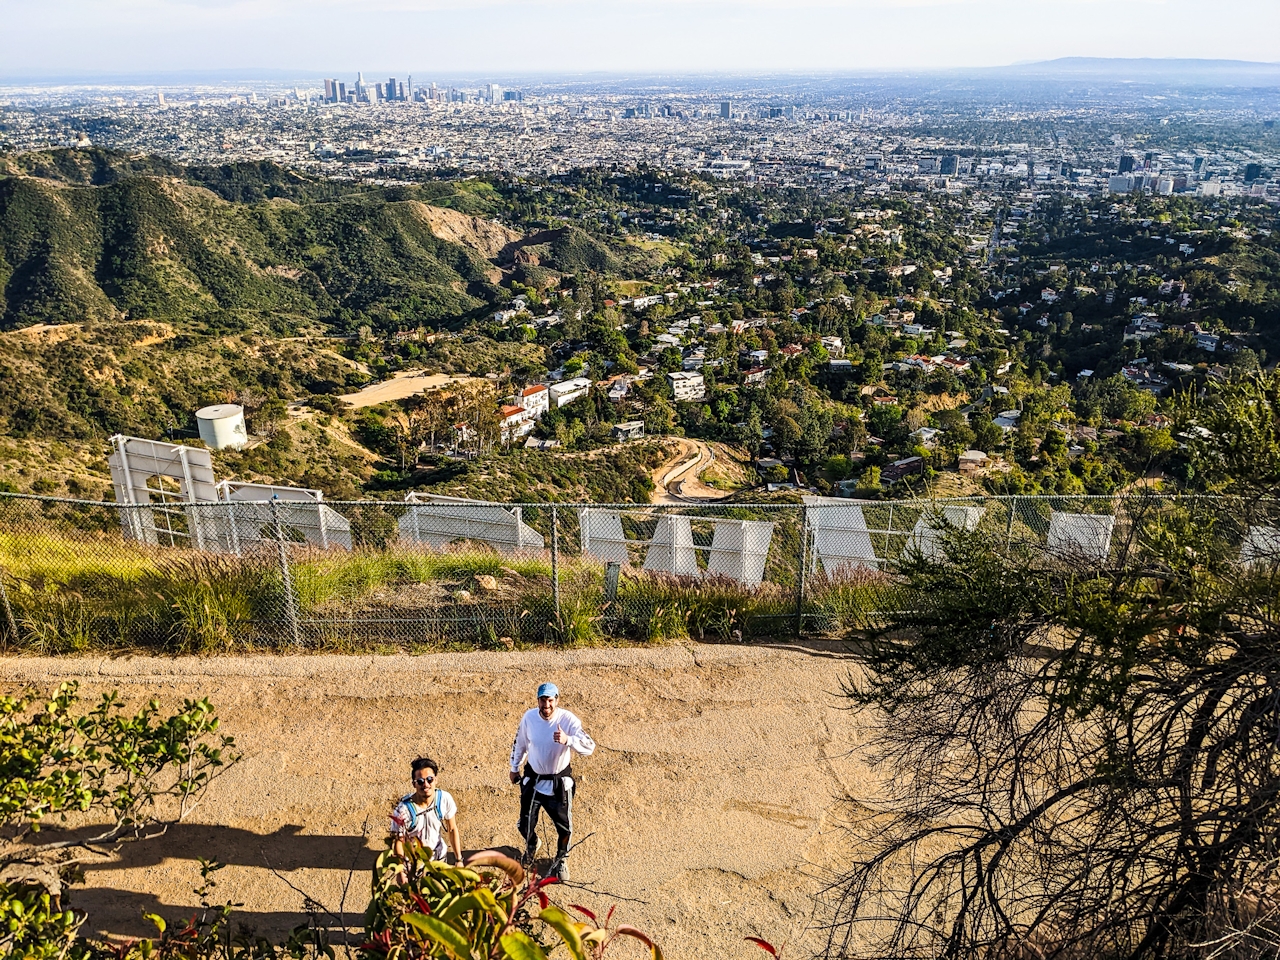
[518,767,574,855]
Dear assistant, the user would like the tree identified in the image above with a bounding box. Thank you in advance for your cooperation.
[255,398,287,438]
[826,374,1280,960]
[855,465,881,492]
[773,415,801,456]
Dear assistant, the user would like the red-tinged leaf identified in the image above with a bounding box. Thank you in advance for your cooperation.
[615,926,663,959]
[410,892,433,915]
[605,905,616,927]
[745,937,778,957]
[464,849,526,886]
[536,890,549,909]
[536,876,560,889]
[569,904,597,923]
[357,943,384,953]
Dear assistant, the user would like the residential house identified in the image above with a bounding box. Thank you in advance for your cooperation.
[514,384,549,420]
[911,426,941,448]
[500,405,534,440]
[668,371,707,402]
[1123,320,1164,342]
[958,449,991,475]
[611,421,645,441]
[549,377,592,408]
[882,456,925,483]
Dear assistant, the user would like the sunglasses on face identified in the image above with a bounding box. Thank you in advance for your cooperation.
[413,776,435,786]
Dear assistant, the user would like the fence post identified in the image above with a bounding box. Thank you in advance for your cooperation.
[269,498,302,646]
[1005,496,1017,552]
[550,506,561,630]
[795,503,808,640]
[0,565,18,645]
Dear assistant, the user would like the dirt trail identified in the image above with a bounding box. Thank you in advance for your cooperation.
[341,371,480,409]
[651,439,730,503]
[0,646,876,960]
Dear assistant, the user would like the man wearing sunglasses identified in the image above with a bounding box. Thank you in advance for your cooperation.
[390,757,462,865]
[508,682,595,881]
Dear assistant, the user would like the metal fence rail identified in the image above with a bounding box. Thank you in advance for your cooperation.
[0,492,1276,652]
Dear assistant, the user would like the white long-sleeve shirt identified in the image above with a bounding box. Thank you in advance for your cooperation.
[510,707,595,795]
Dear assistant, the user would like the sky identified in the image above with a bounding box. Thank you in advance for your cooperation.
[2,0,1279,79]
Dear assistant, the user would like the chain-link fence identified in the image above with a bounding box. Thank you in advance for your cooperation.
[0,492,1276,652]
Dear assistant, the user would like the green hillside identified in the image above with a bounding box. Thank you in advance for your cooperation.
[0,149,513,335]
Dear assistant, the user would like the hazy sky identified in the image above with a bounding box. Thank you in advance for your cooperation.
[3,0,1279,79]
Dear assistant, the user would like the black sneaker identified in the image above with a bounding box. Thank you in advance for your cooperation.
[522,835,540,867]
[551,856,568,882]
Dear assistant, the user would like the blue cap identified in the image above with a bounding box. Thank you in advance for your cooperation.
[537,682,559,699]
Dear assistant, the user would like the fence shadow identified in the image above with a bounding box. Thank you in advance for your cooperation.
[27,822,377,874]
[53,823,516,941]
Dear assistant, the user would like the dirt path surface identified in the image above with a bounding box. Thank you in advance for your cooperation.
[342,371,480,409]
[651,439,729,503]
[0,646,873,960]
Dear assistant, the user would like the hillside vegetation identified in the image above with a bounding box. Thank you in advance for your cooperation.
[0,320,358,439]
[0,171,495,333]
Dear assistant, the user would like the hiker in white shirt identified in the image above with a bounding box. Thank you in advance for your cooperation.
[508,682,594,881]
[389,757,462,865]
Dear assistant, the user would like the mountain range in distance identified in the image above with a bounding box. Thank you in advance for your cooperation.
[984,57,1280,84]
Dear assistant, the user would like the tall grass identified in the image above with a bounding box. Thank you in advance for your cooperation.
[291,547,552,608]
[0,528,882,653]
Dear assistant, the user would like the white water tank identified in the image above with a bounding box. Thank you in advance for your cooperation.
[195,404,248,450]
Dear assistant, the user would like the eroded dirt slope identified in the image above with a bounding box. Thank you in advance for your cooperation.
[0,645,877,960]
[410,202,523,260]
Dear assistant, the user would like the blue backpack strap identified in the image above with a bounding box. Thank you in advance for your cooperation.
[402,793,445,831]
[400,793,418,830]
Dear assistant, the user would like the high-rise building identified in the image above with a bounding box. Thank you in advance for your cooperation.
[355,72,367,103]
[156,91,165,106]
[1118,155,1136,174]
[338,82,347,103]
[1193,156,1205,175]
[720,100,731,119]
[1244,162,1263,182]
[323,79,338,102]
[939,155,959,175]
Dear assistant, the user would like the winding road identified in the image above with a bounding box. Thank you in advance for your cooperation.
[652,438,730,503]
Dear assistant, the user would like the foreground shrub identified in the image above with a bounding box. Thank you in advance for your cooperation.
[822,374,1280,960]
[0,683,238,960]
[366,843,662,960]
